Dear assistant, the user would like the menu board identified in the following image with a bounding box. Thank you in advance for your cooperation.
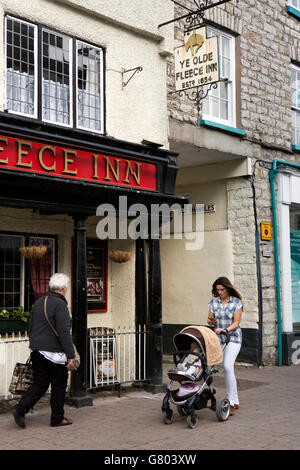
[87,240,107,311]
[90,336,118,386]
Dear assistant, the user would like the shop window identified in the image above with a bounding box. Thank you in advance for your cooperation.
[202,27,236,127]
[290,207,300,331]
[0,233,55,311]
[291,64,300,146]
[5,15,104,133]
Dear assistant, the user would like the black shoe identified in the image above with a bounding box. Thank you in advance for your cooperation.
[51,417,73,427]
[12,408,26,428]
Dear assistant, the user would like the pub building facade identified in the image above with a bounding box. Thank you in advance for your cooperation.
[0,0,183,403]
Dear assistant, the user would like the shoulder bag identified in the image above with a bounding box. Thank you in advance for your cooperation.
[44,296,80,371]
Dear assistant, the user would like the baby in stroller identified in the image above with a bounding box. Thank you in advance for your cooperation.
[176,342,202,377]
[162,325,230,428]
[175,342,202,398]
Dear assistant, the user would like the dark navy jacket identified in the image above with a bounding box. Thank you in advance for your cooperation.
[29,291,75,359]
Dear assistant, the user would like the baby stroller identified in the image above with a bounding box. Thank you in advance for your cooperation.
[162,325,230,428]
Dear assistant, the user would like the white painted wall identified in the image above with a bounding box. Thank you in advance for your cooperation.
[161,176,234,327]
[161,231,234,326]
[0,0,173,147]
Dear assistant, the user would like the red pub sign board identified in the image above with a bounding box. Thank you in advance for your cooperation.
[0,135,157,191]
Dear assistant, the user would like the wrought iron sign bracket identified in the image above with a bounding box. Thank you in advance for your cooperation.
[159,0,239,30]
[121,66,143,88]
[169,78,228,117]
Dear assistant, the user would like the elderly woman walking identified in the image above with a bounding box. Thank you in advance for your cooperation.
[12,273,76,428]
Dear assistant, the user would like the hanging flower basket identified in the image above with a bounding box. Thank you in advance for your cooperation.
[109,251,132,263]
[19,245,47,259]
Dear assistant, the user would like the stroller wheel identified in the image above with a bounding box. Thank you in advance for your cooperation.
[186,414,198,429]
[162,411,173,425]
[216,398,230,422]
[177,406,188,417]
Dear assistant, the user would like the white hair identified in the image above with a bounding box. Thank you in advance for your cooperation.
[49,273,70,292]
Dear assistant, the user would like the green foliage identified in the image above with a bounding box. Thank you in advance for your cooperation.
[0,306,30,323]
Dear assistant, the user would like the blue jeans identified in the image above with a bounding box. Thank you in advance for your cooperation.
[15,350,68,426]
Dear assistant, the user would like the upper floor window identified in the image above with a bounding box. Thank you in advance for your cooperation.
[291,64,300,146]
[289,0,300,11]
[202,27,236,127]
[5,15,104,133]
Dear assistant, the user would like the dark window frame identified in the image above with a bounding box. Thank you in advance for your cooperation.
[0,230,57,313]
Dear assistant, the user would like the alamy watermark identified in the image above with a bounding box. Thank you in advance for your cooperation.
[291,340,300,365]
[96,196,204,251]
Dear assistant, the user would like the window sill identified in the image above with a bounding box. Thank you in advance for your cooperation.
[292,144,300,152]
[200,120,246,137]
[286,5,300,20]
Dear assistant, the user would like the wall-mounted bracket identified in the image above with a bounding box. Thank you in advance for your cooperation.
[122,66,143,88]
[169,78,228,118]
[159,0,239,29]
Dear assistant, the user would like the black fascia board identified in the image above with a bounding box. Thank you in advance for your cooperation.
[0,168,188,216]
[0,112,178,165]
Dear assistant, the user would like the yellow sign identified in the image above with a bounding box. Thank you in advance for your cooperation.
[174,27,219,92]
[261,222,272,241]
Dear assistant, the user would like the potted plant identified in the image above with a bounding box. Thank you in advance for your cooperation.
[0,306,30,334]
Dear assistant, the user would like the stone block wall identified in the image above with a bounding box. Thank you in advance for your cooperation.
[167,0,300,363]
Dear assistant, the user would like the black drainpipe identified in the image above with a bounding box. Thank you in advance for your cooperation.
[247,174,263,367]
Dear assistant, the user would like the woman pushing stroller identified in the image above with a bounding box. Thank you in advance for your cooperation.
[208,277,243,416]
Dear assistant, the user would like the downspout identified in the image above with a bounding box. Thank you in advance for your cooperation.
[269,158,300,366]
[247,175,263,367]
[269,166,282,366]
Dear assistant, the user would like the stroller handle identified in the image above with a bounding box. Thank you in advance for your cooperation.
[219,330,230,345]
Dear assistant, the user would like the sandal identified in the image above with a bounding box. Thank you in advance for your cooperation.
[51,417,73,427]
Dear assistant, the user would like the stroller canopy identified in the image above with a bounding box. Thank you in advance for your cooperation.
[173,326,223,366]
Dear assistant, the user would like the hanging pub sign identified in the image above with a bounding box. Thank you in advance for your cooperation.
[0,135,157,191]
[174,26,219,92]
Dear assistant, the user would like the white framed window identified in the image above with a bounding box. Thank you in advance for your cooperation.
[289,0,300,12]
[5,16,38,118]
[291,64,300,146]
[202,27,236,127]
[76,41,104,133]
[42,29,72,127]
[5,15,105,133]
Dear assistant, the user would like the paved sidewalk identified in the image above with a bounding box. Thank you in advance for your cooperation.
[1,362,300,451]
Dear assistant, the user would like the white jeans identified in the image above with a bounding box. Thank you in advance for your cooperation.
[222,342,241,406]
